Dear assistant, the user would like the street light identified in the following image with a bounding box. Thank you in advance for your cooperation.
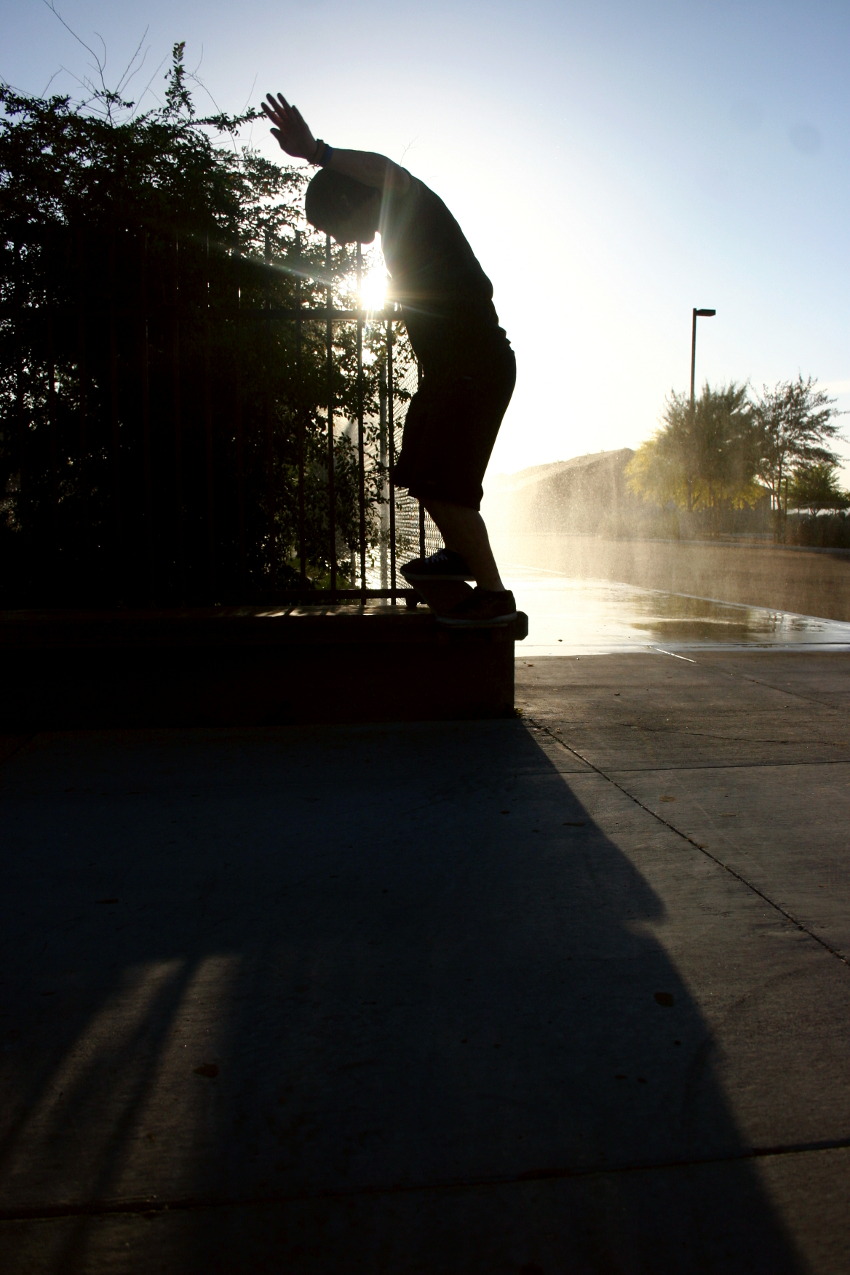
[690,307,716,410]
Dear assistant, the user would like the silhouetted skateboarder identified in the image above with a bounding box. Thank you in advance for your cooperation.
[263,91,518,626]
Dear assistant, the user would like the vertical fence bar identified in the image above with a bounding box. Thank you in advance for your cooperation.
[73,226,92,598]
[170,231,186,601]
[74,224,90,457]
[355,242,367,599]
[325,233,337,600]
[378,352,388,591]
[203,232,216,598]
[45,291,59,570]
[386,318,398,602]
[139,228,155,603]
[233,238,247,587]
[13,237,27,591]
[263,229,278,596]
[295,230,307,587]
[416,359,427,559]
[107,224,123,584]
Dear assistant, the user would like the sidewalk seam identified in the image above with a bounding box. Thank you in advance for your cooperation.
[3,1135,850,1223]
[528,716,850,970]
[696,661,850,711]
[533,743,850,772]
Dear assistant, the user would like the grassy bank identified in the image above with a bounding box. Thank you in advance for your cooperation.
[499,534,850,623]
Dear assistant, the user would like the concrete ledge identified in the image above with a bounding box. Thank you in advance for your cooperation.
[0,605,529,729]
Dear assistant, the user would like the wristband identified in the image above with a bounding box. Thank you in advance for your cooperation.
[313,139,333,166]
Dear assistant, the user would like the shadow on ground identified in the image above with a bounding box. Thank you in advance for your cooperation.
[0,721,803,1273]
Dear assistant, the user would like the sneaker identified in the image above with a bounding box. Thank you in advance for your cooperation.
[437,587,518,627]
[400,548,474,581]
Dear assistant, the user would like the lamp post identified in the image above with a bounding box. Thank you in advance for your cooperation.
[686,307,716,518]
[690,307,716,412]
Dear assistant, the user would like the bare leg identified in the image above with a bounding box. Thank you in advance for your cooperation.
[422,499,507,592]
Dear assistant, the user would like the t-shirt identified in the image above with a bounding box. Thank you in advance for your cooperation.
[379,174,507,370]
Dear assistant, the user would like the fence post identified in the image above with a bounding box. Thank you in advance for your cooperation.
[325,234,337,600]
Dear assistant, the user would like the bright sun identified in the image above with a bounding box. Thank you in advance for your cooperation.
[359,262,388,313]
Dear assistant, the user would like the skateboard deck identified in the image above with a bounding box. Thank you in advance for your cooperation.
[403,577,474,617]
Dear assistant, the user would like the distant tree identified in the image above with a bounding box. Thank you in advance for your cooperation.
[788,462,849,515]
[626,418,689,510]
[627,382,761,529]
[751,376,844,536]
[0,45,404,606]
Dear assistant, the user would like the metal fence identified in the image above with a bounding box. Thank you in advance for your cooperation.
[0,221,441,609]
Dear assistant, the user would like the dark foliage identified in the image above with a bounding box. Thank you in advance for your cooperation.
[787,512,850,550]
[0,48,403,605]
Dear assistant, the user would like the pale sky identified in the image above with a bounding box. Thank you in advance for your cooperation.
[4,0,849,480]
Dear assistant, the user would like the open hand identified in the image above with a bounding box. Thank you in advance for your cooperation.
[262,93,317,161]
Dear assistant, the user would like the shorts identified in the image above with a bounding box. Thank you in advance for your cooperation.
[394,339,516,512]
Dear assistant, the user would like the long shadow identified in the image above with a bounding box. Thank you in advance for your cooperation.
[0,722,805,1273]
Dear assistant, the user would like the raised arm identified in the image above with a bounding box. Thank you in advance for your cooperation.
[262,93,410,194]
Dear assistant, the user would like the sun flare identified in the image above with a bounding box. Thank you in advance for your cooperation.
[359,263,388,313]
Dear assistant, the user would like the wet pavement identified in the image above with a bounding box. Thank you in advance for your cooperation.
[505,567,850,656]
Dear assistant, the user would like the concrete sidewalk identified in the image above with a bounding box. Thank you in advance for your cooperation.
[1,650,849,1273]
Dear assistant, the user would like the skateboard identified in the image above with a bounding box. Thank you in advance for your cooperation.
[402,576,474,617]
